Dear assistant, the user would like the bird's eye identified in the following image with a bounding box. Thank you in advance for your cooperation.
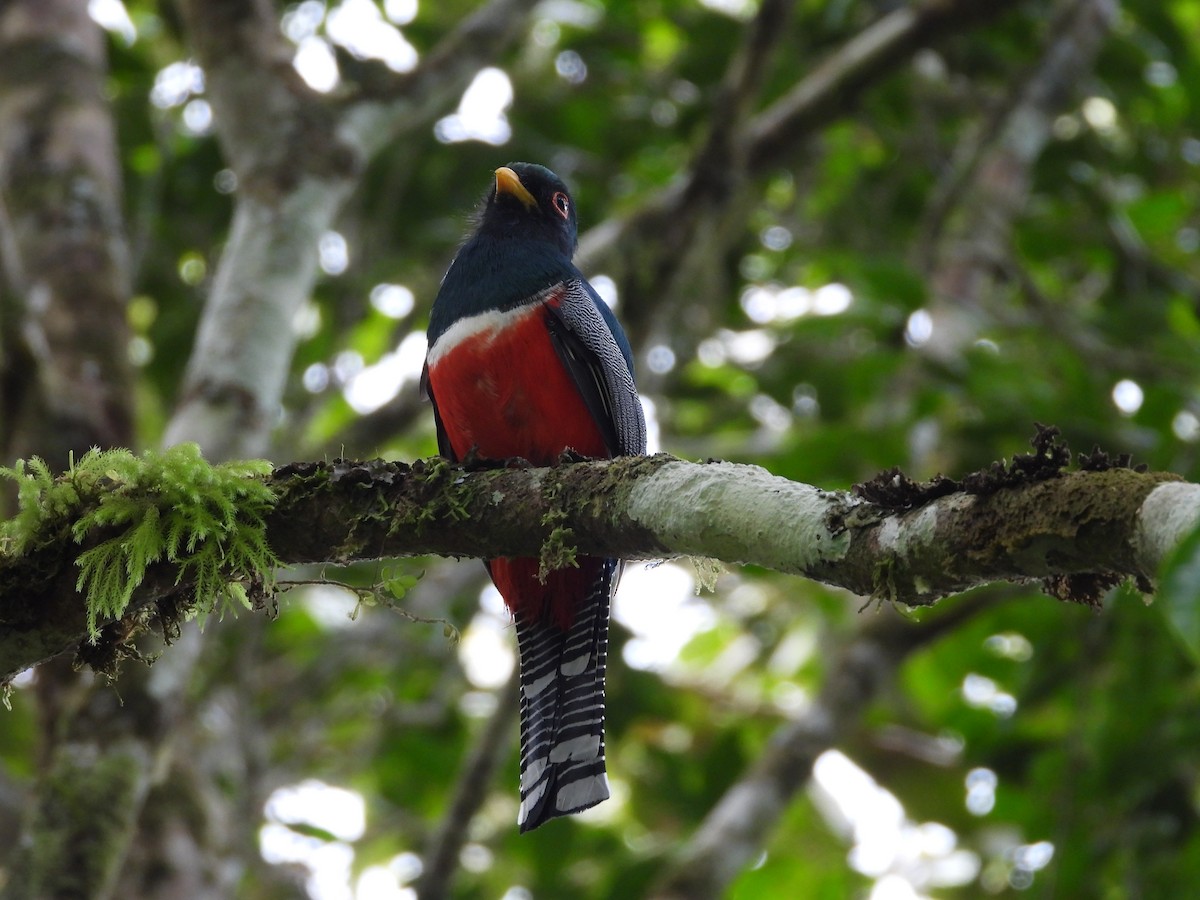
[551,191,570,219]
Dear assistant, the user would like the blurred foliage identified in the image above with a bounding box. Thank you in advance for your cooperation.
[5,0,1200,897]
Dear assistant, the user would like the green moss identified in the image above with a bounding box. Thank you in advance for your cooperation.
[0,444,280,640]
[536,475,580,581]
[411,456,472,528]
[11,746,145,898]
[538,525,579,581]
[872,557,898,604]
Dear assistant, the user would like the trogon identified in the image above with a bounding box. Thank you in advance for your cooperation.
[422,163,647,831]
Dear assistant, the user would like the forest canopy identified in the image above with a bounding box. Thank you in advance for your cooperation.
[2,1,1200,899]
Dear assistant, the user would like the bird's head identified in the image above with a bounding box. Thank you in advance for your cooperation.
[477,162,579,258]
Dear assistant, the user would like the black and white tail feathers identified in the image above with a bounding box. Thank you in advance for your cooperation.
[514,559,618,832]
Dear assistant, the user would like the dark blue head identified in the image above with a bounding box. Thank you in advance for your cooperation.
[476,163,578,258]
[429,164,586,342]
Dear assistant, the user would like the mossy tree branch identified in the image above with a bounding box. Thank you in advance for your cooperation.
[2,447,1198,684]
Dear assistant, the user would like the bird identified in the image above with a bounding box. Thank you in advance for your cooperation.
[422,163,647,832]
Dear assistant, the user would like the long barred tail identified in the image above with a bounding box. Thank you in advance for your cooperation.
[514,559,617,832]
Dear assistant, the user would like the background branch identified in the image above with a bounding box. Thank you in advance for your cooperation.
[578,0,1024,348]
[166,0,539,460]
[414,671,519,900]
[919,0,1117,362]
[650,595,998,899]
[0,0,132,467]
[0,3,144,896]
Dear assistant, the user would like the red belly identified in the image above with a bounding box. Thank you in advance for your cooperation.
[427,307,610,627]
[427,309,608,463]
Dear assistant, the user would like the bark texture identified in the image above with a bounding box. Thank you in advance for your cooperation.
[0,0,132,468]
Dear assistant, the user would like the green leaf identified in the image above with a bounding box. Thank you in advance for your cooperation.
[383,570,423,600]
[1159,521,1200,663]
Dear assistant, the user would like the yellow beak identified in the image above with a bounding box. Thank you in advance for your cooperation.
[495,166,538,210]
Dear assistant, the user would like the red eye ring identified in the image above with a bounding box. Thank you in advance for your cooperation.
[551,191,570,219]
